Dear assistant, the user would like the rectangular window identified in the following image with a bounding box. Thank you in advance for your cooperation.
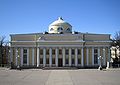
[23,49,27,53]
[40,49,43,55]
[46,58,49,64]
[40,58,43,64]
[23,49,27,64]
[46,49,49,55]
[52,49,55,55]
[65,49,69,55]
[59,49,62,55]
[78,49,81,55]
[94,49,98,53]
[94,54,98,64]
[94,48,98,64]
[52,58,55,64]
[65,58,69,64]
[72,58,75,64]
[72,49,75,55]
[78,58,81,64]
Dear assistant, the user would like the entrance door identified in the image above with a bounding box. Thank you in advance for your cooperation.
[58,58,63,67]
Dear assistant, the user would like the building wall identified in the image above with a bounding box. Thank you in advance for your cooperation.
[10,33,111,68]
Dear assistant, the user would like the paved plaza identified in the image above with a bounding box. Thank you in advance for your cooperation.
[0,68,120,85]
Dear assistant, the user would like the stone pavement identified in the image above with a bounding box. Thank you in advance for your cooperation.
[45,70,73,85]
[0,68,120,85]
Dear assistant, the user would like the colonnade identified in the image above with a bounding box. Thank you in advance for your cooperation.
[10,47,111,67]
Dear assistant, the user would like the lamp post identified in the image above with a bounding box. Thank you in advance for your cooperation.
[98,56,103,70]
[9,50,11,68]
[16,50,21,70]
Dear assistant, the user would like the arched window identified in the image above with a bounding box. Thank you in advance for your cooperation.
[66,28,71,32]
[50,28,54,31]
[57,27,63,31]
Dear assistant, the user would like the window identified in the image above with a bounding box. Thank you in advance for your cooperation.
[50,28,54,31]
[59,49,62,55]
[94,54,98,64]
[72,49,75,55]
[52,58,55,64]
[23,49,27,64]
[40,49,43,55]
[52,49,55,55]
[65,58,69,64]
[46,58,49,64]
[40,58,43,64]
[57,27,63,32]
[94,49,98,53]
[46,49,49,55]
[94,48,98,64]
[72,58,75,64]
[65,49,69,55]
[78,49,81,55]
[23,49,27,53]
[66,28,71,32]
[78,58,81,64]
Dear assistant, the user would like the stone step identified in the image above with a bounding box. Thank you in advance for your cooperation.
[42,67,78,70]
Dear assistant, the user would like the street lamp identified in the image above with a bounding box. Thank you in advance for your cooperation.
[98,56,103,70]
[16,50,21,70]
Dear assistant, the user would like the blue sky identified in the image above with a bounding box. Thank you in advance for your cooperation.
[0,0,120,40]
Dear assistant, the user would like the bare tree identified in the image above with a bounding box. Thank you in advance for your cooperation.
[113,31,120,46]
[0,36,6,65]
[111,31,120,65]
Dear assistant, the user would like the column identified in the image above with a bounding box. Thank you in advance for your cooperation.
[27,48,29,66]
[37,48,40,67]
[75,48,78,66]
[55,48,58,67]
[86,48,89,66]
[32,48,34,66]
[81,47,84,66]
[69,48,71,66]
[98,48,100,65]
[92,47,94,65]
[103,48,106,66]
[20,48,23,66]
[43,48,46,67]
[108,47,111,62]
[15,48,18,66]
[106,47,111,69]
[10,47,13,63]
[62,48,65,66]
[49,48,52,67]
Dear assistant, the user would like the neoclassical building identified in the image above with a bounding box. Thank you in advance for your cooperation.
[10,17,111,68]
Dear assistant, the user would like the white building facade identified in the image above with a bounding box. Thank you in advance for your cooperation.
[10,17,111,68]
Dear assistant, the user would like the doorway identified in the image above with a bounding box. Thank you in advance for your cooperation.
[58,58,63,67]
